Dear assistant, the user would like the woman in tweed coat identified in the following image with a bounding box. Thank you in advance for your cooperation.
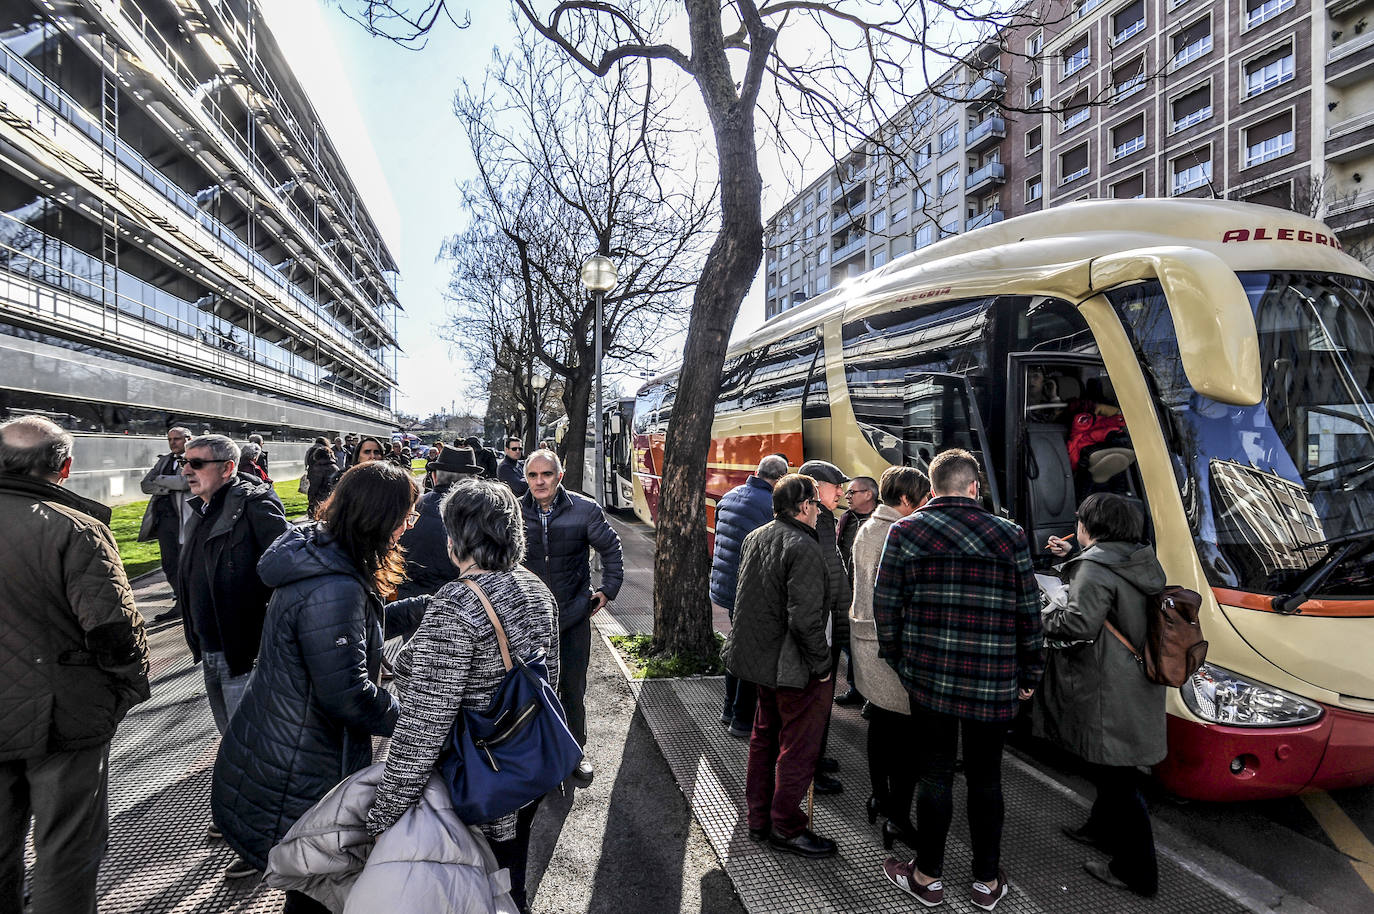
[366,477,559,913]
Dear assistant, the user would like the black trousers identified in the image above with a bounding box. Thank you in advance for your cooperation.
[910,705,1007,883]
[559,616,592,745]
[1080,762,1158,895]
[490,800,542,910]
[157,524,181,605]
[866,706,918,823]
[0,744,109,914]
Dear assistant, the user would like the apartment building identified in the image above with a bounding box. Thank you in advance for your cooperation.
[0,0,399,501]
[763,0,1374,320]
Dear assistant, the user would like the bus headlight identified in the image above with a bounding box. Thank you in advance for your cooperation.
[1180,663,1324,727]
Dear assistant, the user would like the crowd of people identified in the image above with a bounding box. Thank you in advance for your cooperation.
[1,416,619,914]
[719,449,1167,909]
[2,411,1168,913]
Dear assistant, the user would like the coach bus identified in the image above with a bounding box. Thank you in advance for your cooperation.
[555,397,637,510]
[631,199,1374,801]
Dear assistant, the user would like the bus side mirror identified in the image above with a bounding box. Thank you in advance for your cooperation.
[1089,246,1262,406]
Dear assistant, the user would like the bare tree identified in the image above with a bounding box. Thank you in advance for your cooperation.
[443,26,711,491]
[345,0,1079,659]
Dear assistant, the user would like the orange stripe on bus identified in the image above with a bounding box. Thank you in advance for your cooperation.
[1213,587,1374,619]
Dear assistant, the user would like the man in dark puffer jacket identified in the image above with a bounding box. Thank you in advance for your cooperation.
[723,473,835,859]
[521,449,623,786]
[0,416,150,913]
[397,446,485,599]
[710,454,788,737]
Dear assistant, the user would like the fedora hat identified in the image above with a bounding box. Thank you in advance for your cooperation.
[428,445,485,476]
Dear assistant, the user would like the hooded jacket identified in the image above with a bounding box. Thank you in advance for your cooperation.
[709,475,775,613]
[211,525,425,870]
[1034,540,1169,767]
[177,475,288,675]
[520,486,623,631]
[264,762,518,914]
[0,473,150,760]
[723,516,832,690]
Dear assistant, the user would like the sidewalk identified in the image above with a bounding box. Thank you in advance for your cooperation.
[595,515,1320,914]
[81,573,743,913]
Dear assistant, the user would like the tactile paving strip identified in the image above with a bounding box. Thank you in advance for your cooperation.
[631,675,1256,914]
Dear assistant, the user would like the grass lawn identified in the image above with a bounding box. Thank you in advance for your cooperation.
[111,475,309,580]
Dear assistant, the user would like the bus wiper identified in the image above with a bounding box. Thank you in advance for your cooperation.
[1271,527,1374,614]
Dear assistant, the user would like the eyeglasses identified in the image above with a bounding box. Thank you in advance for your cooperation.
[405,511,421,528]
[508,446,524,452]
[184,458,230,470]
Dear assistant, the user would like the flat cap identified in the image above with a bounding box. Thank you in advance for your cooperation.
[797,459,850,485]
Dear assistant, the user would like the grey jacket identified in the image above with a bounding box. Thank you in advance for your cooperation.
[723,516,831,690]
[1034,541,1169,767]
[847,504,910,713]
[265,762,519,914]
[137,452,189,542]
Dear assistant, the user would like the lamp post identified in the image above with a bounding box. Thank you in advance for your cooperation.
[530,372,548,450]
[579,254,618,506]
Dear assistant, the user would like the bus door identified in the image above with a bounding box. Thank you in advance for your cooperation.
[903,371,1002,514]
[1004,353,1151,563]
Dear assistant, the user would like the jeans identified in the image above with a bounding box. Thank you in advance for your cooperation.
[490,800,542,911]
[746,677,832,837]
[559,617,592,745]
[1080,762,1158,894]
[0,743,109,914]
[910,704,1007,883]
[866,706,918,823]
[203,650,251,735]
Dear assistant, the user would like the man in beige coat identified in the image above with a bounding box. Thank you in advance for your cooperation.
[849,466,929,850]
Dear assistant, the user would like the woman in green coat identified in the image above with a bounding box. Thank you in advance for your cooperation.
[1035,493,1167,898]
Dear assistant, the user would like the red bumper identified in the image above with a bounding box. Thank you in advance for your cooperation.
[1154,705,1374,801]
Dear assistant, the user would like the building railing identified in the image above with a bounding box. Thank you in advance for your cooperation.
[964,70,1007,102]
[966,161,1007,190]
[1329,27,1374,65]
[0,223,392,421]
[967,209,1005,230]
[0,44,395,381]
[966,116,1006,147]
[832,236,867,262]
[1327,188,1374,216]
[1328,108,1374,140]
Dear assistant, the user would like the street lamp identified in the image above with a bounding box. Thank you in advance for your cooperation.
[579,254,618,506]
[530,372,548,449]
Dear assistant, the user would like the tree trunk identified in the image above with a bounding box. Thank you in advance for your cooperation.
[652,11,766,659]
[560,359,593,494]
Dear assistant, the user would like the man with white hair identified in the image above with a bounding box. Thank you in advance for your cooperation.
[138,426,193,623]
[0,415,150,912]
[521,449,623,786]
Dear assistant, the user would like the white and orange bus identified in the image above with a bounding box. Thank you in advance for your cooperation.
[632,199,1374,801]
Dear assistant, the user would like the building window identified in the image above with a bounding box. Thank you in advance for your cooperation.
[1172,149,1212,193]
[779,269,789,285]
[913,181,929,210]
[1063,35,1091,77]
[939,165,960,195]
[936,88,953,114]
[892,204,908,225]
[915,143,933,169]
[1028,30,1043,56]
[1026,174,1043,202]
[817,245,829,264]
[1172,84,1211,131]
[1113,0,1145,44]
[1060,144,1090,184]
[1026,126,1042,154]
[915,222,935,248]
[873,249,888,268]
[1112,57,1145,102]
[939,123,959,153]
[1063,90,1090,131]
[1027,78,1043,106]
[1246,0,1294,29]
[1244,112,1295,167]
[1112,174,1145,198]
[1171,18,1211,70]
[1245,45,1294,98]
[872,209,888,232]
[1111,115,1146,159]
[1075,0,1106,18]
[939,212,960,238]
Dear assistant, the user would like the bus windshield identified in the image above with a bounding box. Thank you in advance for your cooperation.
[1109,272,1374,599]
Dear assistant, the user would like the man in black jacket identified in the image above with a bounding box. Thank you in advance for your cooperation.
[497,436,529,496]
[177,434,287,735]
[397,446,486,598]
[521,449,623,785]
[138,426,192,623]
[0,416,150,912]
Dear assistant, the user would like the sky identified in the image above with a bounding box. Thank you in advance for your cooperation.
[256,1,835,421]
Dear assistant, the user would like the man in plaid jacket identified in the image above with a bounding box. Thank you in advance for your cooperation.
[872,449,1044,912]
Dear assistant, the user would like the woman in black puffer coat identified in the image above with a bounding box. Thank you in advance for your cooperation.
[211,461,424,909]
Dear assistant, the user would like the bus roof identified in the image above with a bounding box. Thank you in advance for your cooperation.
[638,199,1373,393]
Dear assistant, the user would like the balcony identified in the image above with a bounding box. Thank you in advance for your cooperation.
[830,197,868,232]
[1327,109,1374,161]
[832,236,868,264]
[965,70,1007,103]
[1329,29,1374,86]
[966,162,1007,194]
[966,116,1007,153]
[840,167,869,192]
[1325,189,1374,235]
[967,209,1005,231]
